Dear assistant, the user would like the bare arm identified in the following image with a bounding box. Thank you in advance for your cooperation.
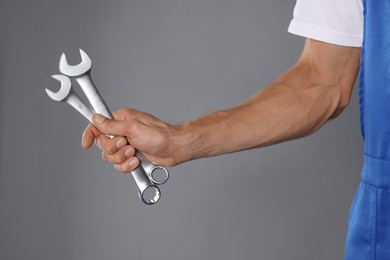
[177,39,361,161]
[82,39,361,173]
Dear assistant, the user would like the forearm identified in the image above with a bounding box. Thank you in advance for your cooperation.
[175,61,356,162]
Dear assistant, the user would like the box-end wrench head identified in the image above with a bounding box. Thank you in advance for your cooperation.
[136,152,169,185]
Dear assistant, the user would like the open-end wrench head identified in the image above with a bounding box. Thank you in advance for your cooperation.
[59,49,92,77]
[46,75,72,101]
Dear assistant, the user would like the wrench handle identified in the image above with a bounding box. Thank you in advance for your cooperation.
[64,89,95,121]
[76,74,113,119]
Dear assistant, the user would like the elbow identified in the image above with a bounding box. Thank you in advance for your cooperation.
[329,83,354,119]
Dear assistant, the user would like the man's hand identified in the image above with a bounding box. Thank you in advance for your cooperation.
[81,109,183,173]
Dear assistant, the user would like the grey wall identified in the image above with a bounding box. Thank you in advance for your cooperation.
[0,1,363,259]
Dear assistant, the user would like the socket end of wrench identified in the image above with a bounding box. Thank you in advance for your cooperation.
[140,185,161,205]
[150,166,169,185]
[59,49,92,77]
[46,75,72,101]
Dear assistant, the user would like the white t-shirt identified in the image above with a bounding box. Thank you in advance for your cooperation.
[288,0,363,47]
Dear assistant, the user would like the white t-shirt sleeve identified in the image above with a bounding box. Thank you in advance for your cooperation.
[288,0,363,47]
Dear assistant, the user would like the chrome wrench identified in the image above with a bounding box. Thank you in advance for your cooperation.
[46,75,161,205]
[59,49,169,185]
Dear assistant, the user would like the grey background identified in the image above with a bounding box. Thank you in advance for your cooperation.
[0,0,363,259]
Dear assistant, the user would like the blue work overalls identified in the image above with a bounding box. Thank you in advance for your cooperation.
[344,0,390,259]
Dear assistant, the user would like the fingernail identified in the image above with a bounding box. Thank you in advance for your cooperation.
[125,147,134,157]
[95,114,105,124]
[116,138,127,148]
[129,158,138,167]
[114,164,120,170]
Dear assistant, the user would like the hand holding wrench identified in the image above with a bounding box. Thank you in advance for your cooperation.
[58,49,169,185]
[46,74,162,205]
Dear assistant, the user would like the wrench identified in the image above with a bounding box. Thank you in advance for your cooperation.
[46,75,161,205]
[59,49,169,185]
[46,75,94,121]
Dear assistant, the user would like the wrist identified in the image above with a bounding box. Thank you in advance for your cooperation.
[172,110,231,163]
[170,123,200,164]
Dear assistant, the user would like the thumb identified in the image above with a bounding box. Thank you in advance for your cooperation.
[92,113,128,137]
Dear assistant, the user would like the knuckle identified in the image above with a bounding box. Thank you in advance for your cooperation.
[107,120,116,129]
[103,139,117,154]
[118,108,128,114]
[128,122,139,133]
[107,145,116,154]
[122,108,138,118]
[101,120,111,130]
[114,152,125,164]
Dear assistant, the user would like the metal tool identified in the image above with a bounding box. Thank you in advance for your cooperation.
[46,74,161,205]
[46,75,94,121]
[58,49,169,185]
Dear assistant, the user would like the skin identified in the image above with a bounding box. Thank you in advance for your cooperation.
[81,39,361,173]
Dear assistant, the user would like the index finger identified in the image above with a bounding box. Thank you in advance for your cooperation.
[81,123,102,149]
